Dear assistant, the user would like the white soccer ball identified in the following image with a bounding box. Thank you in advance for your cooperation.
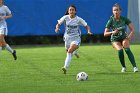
[76,72,88,81]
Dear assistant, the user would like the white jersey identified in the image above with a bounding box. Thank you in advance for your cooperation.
[0,5,11,35]
[58,15,87,38]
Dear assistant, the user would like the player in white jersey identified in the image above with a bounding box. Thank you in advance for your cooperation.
[55,5,92,74]
[0,0,17,60]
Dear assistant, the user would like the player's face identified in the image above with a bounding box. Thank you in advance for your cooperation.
[0,0,3,6]
[68,7,76,17]
[112,6,121,18]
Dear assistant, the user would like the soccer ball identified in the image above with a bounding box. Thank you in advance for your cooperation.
[76,72,88,81]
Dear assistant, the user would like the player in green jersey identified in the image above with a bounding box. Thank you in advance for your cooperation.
[104,3,138,72]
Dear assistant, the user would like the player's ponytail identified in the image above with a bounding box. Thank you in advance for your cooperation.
[65,10,69,15]
[65,4,77,15]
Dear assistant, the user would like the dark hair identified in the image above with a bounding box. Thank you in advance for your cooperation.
[65,5,77,15]
[112,3,122,11]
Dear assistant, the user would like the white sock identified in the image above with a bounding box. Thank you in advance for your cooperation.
[5,44,14,53]
[64,53,72,69]
[0,46,2,55]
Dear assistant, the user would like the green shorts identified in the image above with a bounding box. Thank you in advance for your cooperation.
[111,35,128,43]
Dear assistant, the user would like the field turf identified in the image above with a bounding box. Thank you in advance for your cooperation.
[0,44,140,93]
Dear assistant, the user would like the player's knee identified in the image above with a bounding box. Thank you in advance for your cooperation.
[114,46,123,50]
[67,48,74,53]
[1,42,6,47]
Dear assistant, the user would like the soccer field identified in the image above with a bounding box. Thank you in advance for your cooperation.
[0,44,140,93]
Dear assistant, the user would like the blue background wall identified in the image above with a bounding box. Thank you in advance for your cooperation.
[6,0,128,36]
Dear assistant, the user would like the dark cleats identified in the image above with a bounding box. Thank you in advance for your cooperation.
[62,67,67,74]
[12,50,17,60]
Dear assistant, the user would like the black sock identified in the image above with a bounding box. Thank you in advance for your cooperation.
[124,48,137,67]
[118,49,125,67]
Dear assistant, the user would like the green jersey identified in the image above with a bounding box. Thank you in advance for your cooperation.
[105,16,131,42]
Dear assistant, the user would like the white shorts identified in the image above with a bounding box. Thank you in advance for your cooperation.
[64,36,81,49]
[0,28,8,35]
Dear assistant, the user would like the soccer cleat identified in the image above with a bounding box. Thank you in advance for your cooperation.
[134,67,138,72]
[121,67,126,72]
[74,53,80,58]
[12,50,17,60]
[62,67,67,74]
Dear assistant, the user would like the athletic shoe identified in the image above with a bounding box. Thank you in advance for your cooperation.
[62,67,67,74]
[75,53,80,58]
[121,67,126,72]
[134,67,138,72]
[12,50,17,60]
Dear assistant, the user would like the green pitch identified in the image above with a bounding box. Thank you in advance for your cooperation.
[0,44,140,93]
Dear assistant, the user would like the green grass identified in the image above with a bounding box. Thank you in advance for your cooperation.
[0,44,140,93]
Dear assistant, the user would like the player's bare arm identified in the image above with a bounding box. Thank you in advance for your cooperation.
[3,14,12,19]
[127,23,135,40]
[55,23,60,33]
[85,25,92,35]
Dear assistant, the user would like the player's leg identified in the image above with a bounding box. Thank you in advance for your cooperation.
[0,35,3,55]
[112,41,126,72]
[73,49,79,58]
[0,28,5,55]
[65,40,80,67]
[5,44,17,60]
[62,38,80,74]
[122,39,138,72]
[72,37,81,58]
[1,35,17,60]
[63,43,78,73]
[62,39,71,74]
[66,48,79,58]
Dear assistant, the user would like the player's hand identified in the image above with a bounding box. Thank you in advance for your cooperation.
[87,32,93,35]
[55,28,60,33]
[112,29,118,35]
[126,35,131,41]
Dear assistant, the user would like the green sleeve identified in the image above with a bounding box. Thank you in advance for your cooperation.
[125,17,131,25]
[105,18,112,29]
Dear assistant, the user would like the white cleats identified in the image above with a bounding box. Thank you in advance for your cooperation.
[121,67,138,73]
[134,67,138,72]
[121,67,126,72]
